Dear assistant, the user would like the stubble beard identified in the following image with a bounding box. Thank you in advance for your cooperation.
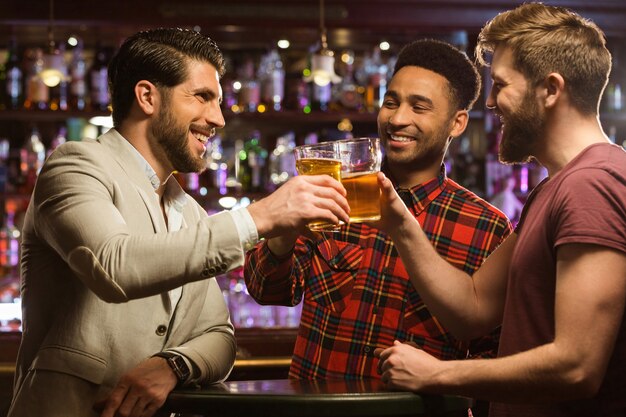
[152,100,207,174]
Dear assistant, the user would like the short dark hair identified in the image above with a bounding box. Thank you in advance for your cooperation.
[108,28,225,127]
[393,39,481,112]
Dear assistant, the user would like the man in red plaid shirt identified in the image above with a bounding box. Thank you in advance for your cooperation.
[244,40,511,382]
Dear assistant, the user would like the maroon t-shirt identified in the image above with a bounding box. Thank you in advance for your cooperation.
[491,143,626,417]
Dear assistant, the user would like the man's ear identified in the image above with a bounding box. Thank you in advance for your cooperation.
[135,80,159,116]
[449,109,469,138]
[543,72,565,109]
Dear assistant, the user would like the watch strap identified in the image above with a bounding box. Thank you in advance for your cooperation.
[153,351,191,385]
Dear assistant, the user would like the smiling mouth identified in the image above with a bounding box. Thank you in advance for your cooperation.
[389,134,415,142]
[192,131,209,144]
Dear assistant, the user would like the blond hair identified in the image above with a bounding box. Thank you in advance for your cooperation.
[475,2,611,115]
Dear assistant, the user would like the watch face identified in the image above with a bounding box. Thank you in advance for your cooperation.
[169,355,191,382]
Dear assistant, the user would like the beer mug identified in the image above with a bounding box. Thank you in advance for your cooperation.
[293,141,343,231]
[337,137,382,222]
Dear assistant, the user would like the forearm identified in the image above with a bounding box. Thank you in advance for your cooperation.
[244,240,304,306]
[430,342,596,403]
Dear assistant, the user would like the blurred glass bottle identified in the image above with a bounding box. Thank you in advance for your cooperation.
[205,135,228,195]
[238,57,260,113]
[0,199,21,277]
[47,43,69,111]
[268,131,296,190]
[333,50,362,112]
[246,131,268,193]
[89,43,110,112]
[23,48,49,110]
[258,49,285,111]
[2,37,24,110]
[20,126,46,194]
[237,131,267,193]
[46,126,67,159]
[69,38,88,111]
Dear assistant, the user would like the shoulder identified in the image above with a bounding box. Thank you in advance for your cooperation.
[443,178,510,223]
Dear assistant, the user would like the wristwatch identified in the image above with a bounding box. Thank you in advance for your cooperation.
[153,351,191,385]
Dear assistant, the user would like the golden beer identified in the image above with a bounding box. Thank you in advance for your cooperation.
[342,171,381,222]
[295,157,342,179]
[295,157,343,231]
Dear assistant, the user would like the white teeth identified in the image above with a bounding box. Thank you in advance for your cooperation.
[193,132,208,144]
[390,135,414,142]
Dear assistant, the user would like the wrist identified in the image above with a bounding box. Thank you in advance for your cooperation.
[153,351,191,386]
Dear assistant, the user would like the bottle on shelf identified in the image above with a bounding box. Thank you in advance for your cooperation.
[2,37,24,110]
[46,126,67,159]
[69,38,88,111]
[237,57,260,113]
[238,131,267,193]
[268,131,297,190]
[0,138,9,194]
[23,47,49,111]
[258,49,285,111]
[20,126,46,194]
[0,199,21,279]
[333,50,363,112]
[47,43,69,112]
[89,43,111,112]
[311,81,332,112]
[204,134,228,195]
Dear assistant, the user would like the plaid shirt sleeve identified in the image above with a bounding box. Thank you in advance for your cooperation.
[244,239,308,306]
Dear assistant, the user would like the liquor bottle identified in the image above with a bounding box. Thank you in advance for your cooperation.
[23,48,49,110]
[46,126,67,158]
[20,126,46,194]
[0,200,21,277]
[335,58,362,111]
[311,82,331,112]
[258,49,285,111]
[69,38,88,111]
[89,43,110,112]
[364,49,388,112]
[204,134,228,195]
[237,131,267,193]
[238,57,260,113]
[0,138,8,194]
[268,131,296,190]
[2,37,24,110]
[47,43,69,111]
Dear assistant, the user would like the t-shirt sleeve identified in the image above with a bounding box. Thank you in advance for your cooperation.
[552,167,626,254]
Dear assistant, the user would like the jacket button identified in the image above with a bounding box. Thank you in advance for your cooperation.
[208,267,217,275]
[201,268,210,278]
[156,325,167,336]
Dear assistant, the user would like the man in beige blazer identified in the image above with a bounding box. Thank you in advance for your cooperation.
[9,28,350,417]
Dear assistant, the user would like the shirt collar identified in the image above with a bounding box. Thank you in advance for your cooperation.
[123,139,188,209]
[382,161,448,215]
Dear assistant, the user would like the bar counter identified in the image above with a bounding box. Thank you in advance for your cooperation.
[163,378,473,417]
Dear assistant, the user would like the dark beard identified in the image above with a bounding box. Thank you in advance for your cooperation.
[151,99,207,174]
[498,90,543,164]
[383,123,451,172]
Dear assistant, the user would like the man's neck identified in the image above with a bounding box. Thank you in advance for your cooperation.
[535,112,610,177]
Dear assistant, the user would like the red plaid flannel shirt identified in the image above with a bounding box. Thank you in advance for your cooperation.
[244,167,512,379]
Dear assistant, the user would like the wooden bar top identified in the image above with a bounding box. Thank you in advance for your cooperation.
[164,378,473,417]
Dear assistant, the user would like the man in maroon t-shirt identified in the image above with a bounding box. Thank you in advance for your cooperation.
[373,3,626,417]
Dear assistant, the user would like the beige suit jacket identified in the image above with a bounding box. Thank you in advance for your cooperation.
[10,129,240,415]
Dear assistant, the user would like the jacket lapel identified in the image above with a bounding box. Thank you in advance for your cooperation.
[97,129,166,233]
